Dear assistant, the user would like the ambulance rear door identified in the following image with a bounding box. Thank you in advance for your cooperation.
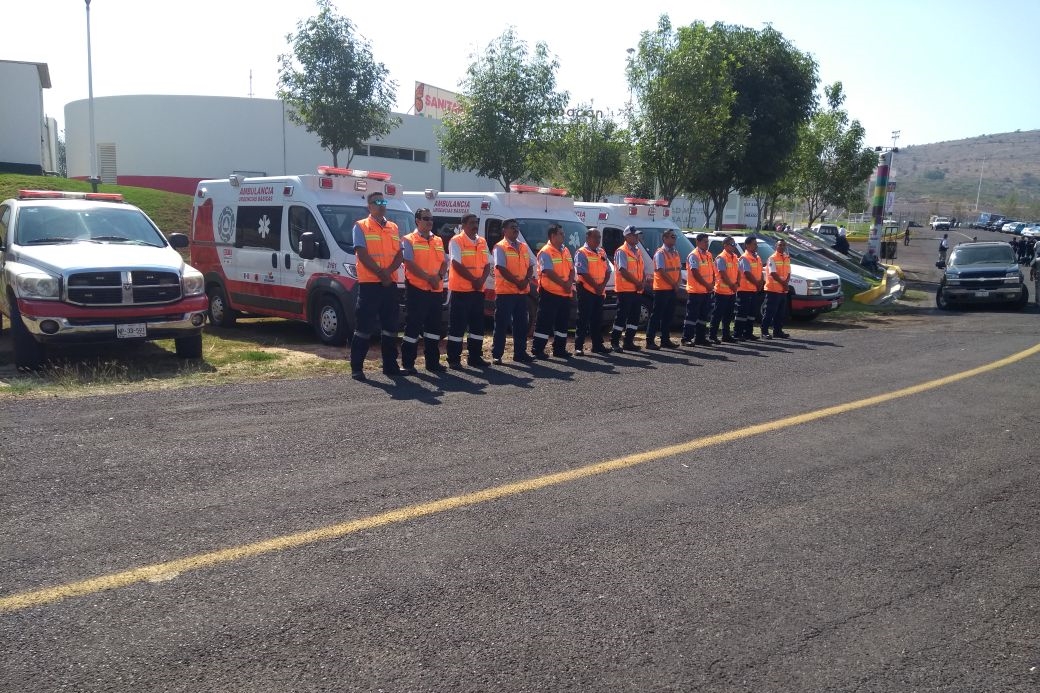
[230,202,288,314]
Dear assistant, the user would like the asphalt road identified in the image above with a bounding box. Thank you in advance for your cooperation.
[1,234,1038,692]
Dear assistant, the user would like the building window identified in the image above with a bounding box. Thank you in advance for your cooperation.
[362,144,428,163]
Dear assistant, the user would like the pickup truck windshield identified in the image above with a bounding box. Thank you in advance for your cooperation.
[950,246,1014,265]
[15,206,167,247]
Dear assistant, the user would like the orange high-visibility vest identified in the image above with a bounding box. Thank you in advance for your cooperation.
[652,246,681,291]
[576,245,609,296]
[714,251,740,296]
[686,248,716,294]
[764,250,791,293]
[448,232,489,292]
[614,243,644,294]
[738,250,763,292]
[494,238,531,296]
[355,216,401,283]
[537,243,574,297]
[403,230,444,291]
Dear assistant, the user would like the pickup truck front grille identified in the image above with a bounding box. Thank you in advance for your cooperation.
[821,278,842,296]
[66,270,182,306]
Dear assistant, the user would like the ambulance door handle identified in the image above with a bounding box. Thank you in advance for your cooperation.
[284,253,291,269]
[270,252,277,269]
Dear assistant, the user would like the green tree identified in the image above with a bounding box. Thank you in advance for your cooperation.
[277,0,398,167]
[554,107,626,201]
[439,28,568,190]
[789,83,877,226]
[629,19,817,228]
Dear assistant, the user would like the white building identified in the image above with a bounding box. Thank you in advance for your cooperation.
[0,60,55,175]
[64,94,498,195]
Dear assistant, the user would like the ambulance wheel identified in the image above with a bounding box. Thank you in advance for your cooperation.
[207,284,238,327]
[314,295,350,346]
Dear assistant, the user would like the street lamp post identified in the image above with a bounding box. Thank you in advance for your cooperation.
[974,159,985,212]
[85,0,99,192]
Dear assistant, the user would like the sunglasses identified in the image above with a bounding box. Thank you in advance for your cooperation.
[419,216,433,221]
[370,199,388,206]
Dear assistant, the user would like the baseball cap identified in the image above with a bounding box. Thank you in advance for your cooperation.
[623,225,642,236]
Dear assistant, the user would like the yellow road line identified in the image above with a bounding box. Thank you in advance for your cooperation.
[3,342,1039,614]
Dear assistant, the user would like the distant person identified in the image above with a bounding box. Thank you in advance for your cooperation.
[861,246,881,273]
[1032,246,1040,307]
[531,223,575,359]
[447,214,491,369]
[646,228,682,350]
[938,234,949,264]
[833,234,850,254]
[761,238,791,339]
[903,223,911,246]
[490,218,534,365]
[400,207,447,374]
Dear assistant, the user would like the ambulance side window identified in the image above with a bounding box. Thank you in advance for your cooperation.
[603,227,624,257]
[289,206,328,259]
[235,205,282,251]
[484,219,503,248]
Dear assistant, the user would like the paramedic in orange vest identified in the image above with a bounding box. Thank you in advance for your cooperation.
[573,227,612,355]
[531,223,575,359]
[681,232,716,347]
[447,213,491,368]
[646,228,682,350]
[761,238,792,339]
[734,235,765,341]
[400,207,448,373]
[491,218,535,364]
[611,225,647,352]
[709,235,741,344]
[349,191,404,381]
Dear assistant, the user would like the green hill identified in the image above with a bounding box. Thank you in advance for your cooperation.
[890,129,1040,222]
[0,175,193,234]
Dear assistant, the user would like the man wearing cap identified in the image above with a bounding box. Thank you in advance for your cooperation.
[573,228,612,355]
[491,218,535,364]
[531,223,575,359]
[761,238,791,339]
[611,225,647,352]
[735,235,765,341]
[709,235,741,344]
[681,232,716,347]
[446,213,491,368]
[400,207,447,374]
[349,191,404,381]
[646,228,682,349]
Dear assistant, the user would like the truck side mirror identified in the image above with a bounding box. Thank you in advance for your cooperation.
[168,233,189,249]
[298,231,318,260]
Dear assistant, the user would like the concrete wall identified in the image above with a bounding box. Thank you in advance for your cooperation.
[0,61,47,174]
[65,95,499,195]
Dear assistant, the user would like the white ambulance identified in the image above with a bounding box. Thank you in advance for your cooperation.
[403,186,617,320]
[575,198,693,326]
[190,166,412,345]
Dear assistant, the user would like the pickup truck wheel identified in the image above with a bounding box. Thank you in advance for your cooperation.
[8,300,45,370]
[207,284,238,327]
[936,286,953,310]
[174,334,204,359]
[314,294,351,346]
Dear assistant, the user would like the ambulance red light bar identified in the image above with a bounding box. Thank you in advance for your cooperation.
[316,166,392,181]
[509,184,568,196]
[18,190,124,202]
[623,197,652,205]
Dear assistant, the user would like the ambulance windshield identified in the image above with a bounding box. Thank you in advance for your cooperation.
[516,217,587,257]
[318,204,412,250]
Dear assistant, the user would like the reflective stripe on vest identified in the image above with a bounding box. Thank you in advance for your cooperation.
[614,243,644,293]
[652,246,681,291]
[714,252,740,295]
[687,248,716,294]
[404,230,444,291]
[537,243,574,297]
[355,216,401,283]
[448,232,489,292]
[576,245,608,296]
[494,239,531,295]
[764,251,791,293]
[738,250,763,292]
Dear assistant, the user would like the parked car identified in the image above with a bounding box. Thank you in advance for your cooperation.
[935,241,1028,310]
[0,190,208,369]
[811,223,840,237]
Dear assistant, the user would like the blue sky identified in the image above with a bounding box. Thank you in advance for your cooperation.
[10,0,1039,149]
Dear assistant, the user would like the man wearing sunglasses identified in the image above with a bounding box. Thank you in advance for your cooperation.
[400,207,448,373]
[350,191,404,380]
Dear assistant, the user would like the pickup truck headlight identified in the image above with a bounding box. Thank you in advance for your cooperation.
[15,271,61,299]
[806,279,823,296]
[1005,272,1022,285]
[182,267,205,297]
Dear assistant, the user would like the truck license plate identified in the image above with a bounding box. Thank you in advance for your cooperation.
[830,300,839,308]
[974,290,990,298]
[116,323,147,338]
